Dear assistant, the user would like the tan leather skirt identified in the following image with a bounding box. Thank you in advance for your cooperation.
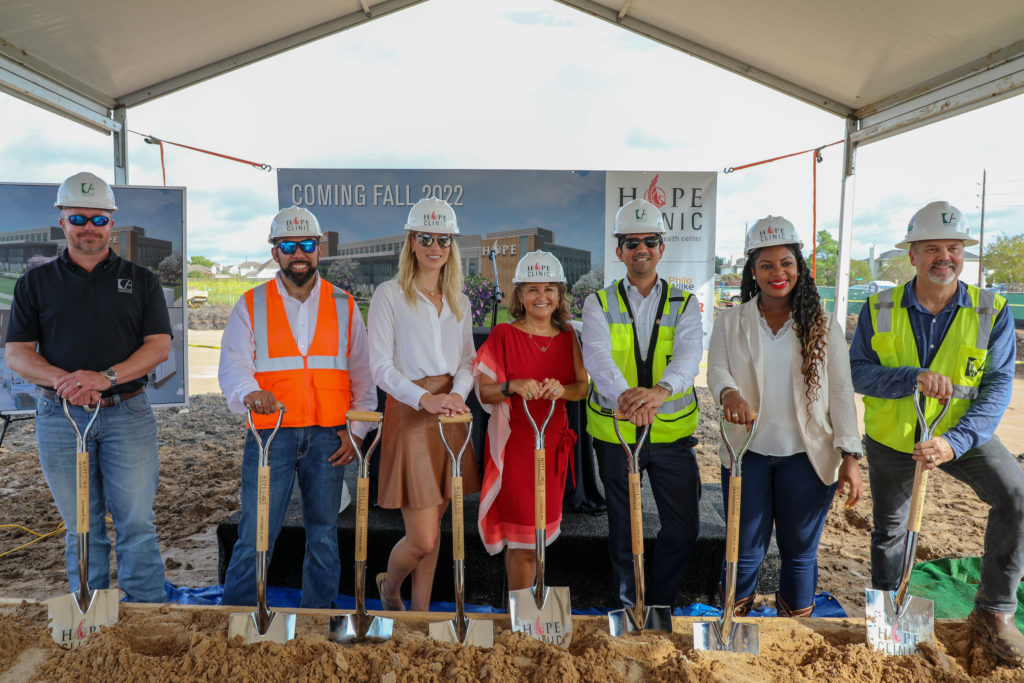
[377,375,481,510]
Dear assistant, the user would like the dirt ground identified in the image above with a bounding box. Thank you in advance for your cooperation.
[1,321,1023,680]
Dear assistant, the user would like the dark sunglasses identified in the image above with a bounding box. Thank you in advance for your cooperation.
[415,233,453,248]
[65,214,111,227]
[276,239,319,255]
[620,236,662,250]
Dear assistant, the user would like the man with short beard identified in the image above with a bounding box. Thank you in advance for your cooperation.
[218,206,376,608]
[851,200,1024,665]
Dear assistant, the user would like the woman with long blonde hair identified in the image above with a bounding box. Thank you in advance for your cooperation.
[367,197,480,611]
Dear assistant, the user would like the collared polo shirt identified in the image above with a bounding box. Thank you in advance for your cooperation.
[6,249,172,394]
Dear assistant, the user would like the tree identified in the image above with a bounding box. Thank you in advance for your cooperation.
[982,234,1024,289]
[848,260,872,285]
[324,258,357,293]
[879,255,916,285]
[569,266,604,317]
[812,230,839,286]
[157,252,182,288]
[189,255,214,267]
[714,256,725,275]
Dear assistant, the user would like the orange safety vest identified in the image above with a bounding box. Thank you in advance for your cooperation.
[244,278,354,429]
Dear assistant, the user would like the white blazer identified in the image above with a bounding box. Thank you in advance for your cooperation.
[707,294,861,485]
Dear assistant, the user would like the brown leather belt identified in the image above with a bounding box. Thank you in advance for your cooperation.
[40,386,146,408]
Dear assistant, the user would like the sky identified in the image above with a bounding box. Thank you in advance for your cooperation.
[0,0,1022,269]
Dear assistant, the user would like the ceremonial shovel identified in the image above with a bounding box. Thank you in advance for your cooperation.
[865,388,948,655]
[428,413,494,647]
[329,411,393,643]
[693,415,760,655]
[228,405,296,644]
[607,414,671,636]
[47,400,119,649]
[508,397,572,647]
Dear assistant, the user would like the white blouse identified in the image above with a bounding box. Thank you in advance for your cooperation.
[748,313,806,456]
[367,279,476,409]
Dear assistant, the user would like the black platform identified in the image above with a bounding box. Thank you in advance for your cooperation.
[216,469,780,609]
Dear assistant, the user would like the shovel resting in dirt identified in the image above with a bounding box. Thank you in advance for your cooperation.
[509,397,572,647]
[47,399,119,649]
[607,413,672,636]
[329,410,393,644]
[428,413,494,647]
[865,388,949,656]
[693,414,760,655]
[228,404,296,644]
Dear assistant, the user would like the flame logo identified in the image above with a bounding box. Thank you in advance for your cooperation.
[767,225,774,234]
[535,616,545,634]
[431,212,437,220]
[76,619,87,640]
[644,175,667,208]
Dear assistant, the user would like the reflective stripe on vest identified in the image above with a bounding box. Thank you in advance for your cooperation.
[246,278,354,429]
[863,283,1004,452]
[586,280,699,444]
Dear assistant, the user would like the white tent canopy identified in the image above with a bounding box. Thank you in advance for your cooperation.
[2,0,1023,323]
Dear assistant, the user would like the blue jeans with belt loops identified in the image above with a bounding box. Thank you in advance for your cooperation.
[720,451,837,612]
[221,425,347,609]
[36,392,166,603]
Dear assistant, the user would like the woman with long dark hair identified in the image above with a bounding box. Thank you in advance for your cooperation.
[707,216,862,617]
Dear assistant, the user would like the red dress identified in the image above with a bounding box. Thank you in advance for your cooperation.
[472,323,578,554]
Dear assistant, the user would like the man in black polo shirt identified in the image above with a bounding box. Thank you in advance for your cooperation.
[5,172,172,603]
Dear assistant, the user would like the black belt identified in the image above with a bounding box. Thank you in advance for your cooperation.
[40,386,146,408]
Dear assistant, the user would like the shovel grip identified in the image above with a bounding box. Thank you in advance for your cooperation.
[452,477,465,561]
[355,477,369,562]
[76,451,89,534]
[726,476,742,563]
[908,466,929,533]
[256,465,270,552]
[347,410,383,424]
[439,414,472,424]
[534,448,546,531]
[629,472,643,555]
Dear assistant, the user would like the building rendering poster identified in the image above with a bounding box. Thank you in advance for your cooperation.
[277,168,716,346]
[0,182,188,413]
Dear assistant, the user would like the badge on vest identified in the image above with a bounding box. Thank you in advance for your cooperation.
[965,357,980,378]
[117,279,133,294]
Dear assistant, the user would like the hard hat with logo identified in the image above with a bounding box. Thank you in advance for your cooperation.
[268,206,323,243]
[54,171,117,211]
[744,216,803,255]
[405,196,459,234]
[614,198,665,235]
[895,201,978,248]
[512,250,566,284]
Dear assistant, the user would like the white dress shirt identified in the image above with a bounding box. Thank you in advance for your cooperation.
[367,279,475,409]
[581,276,703,403]
[748,316,805,456]
[218,272,376,439]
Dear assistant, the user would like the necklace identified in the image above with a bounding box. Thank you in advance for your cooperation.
[418,286,440,296]
[521,326,555,353]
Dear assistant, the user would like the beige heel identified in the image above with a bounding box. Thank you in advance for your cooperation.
[376,572,405,611]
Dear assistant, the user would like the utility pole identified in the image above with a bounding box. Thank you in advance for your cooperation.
[978,169,987,287]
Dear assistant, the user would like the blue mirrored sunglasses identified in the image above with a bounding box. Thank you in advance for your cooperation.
[276,239,319,255]
[66,214,111,227]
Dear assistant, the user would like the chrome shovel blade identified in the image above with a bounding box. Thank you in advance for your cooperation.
[693,620,760,655]
[608,605,673,636]
[509,585,572,647]
[428,617,495,647]
[47,589,120,649]
[228,610,296,645]
[328,613,394,644]
[865,588,934,655]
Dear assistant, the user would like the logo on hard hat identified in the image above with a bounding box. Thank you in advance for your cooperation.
[422,211,448,228]
[941,212,958,224]
[644,175,667,208]
[758,225,784,242]
[634,209,647,220]
[81,183,94,195]
[530,262,551,276]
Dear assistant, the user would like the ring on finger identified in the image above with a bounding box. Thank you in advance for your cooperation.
[75,381,81,387]
[254,398,263,405]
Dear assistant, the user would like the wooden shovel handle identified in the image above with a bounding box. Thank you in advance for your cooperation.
[347,410,383,424]
[355,477,369,562]
[534,448,546,531]
[908,464,929,534]
[629,472,643,555]
[256,465,270,552]
[439,414,472,424]
[726,476,742,563]
[76,451,89,534]
[452,477,465,561]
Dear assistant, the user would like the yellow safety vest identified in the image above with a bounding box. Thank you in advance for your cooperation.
[863,282,1005,453]
[586,279,699,444]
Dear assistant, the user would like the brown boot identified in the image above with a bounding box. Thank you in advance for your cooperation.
[969,606,1024,666]
[776,593,814,618]
[731,594,754,617]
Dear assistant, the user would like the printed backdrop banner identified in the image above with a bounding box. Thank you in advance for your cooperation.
[277,168,716,347]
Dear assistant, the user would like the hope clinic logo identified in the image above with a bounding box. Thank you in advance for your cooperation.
[758,223,785,242]
[422,211,449,229]
[643,174,667,208]
[528,262,551,277]
[80,182,94,196]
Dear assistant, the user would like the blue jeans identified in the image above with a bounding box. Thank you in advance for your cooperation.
[720,451,837,611]
[595,436,701,608]
[222,425,347,609]
[866,435,1024,613]
[36,392,165,603]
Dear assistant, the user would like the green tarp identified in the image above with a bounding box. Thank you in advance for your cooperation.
[910,556,1024,630]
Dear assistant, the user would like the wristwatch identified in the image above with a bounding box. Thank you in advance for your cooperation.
[500,381,512,397]
[841,450,863,461]
[103,368,118,387]
[655,380,673,395]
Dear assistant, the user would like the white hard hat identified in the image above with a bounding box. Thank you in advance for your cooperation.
[614,198,665,235]
[55,172,117,211]
[405,197,459,234]
[512,250,566,284]
[745,216,803,255]
[896,201,978,249]
[268,206,323,243]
